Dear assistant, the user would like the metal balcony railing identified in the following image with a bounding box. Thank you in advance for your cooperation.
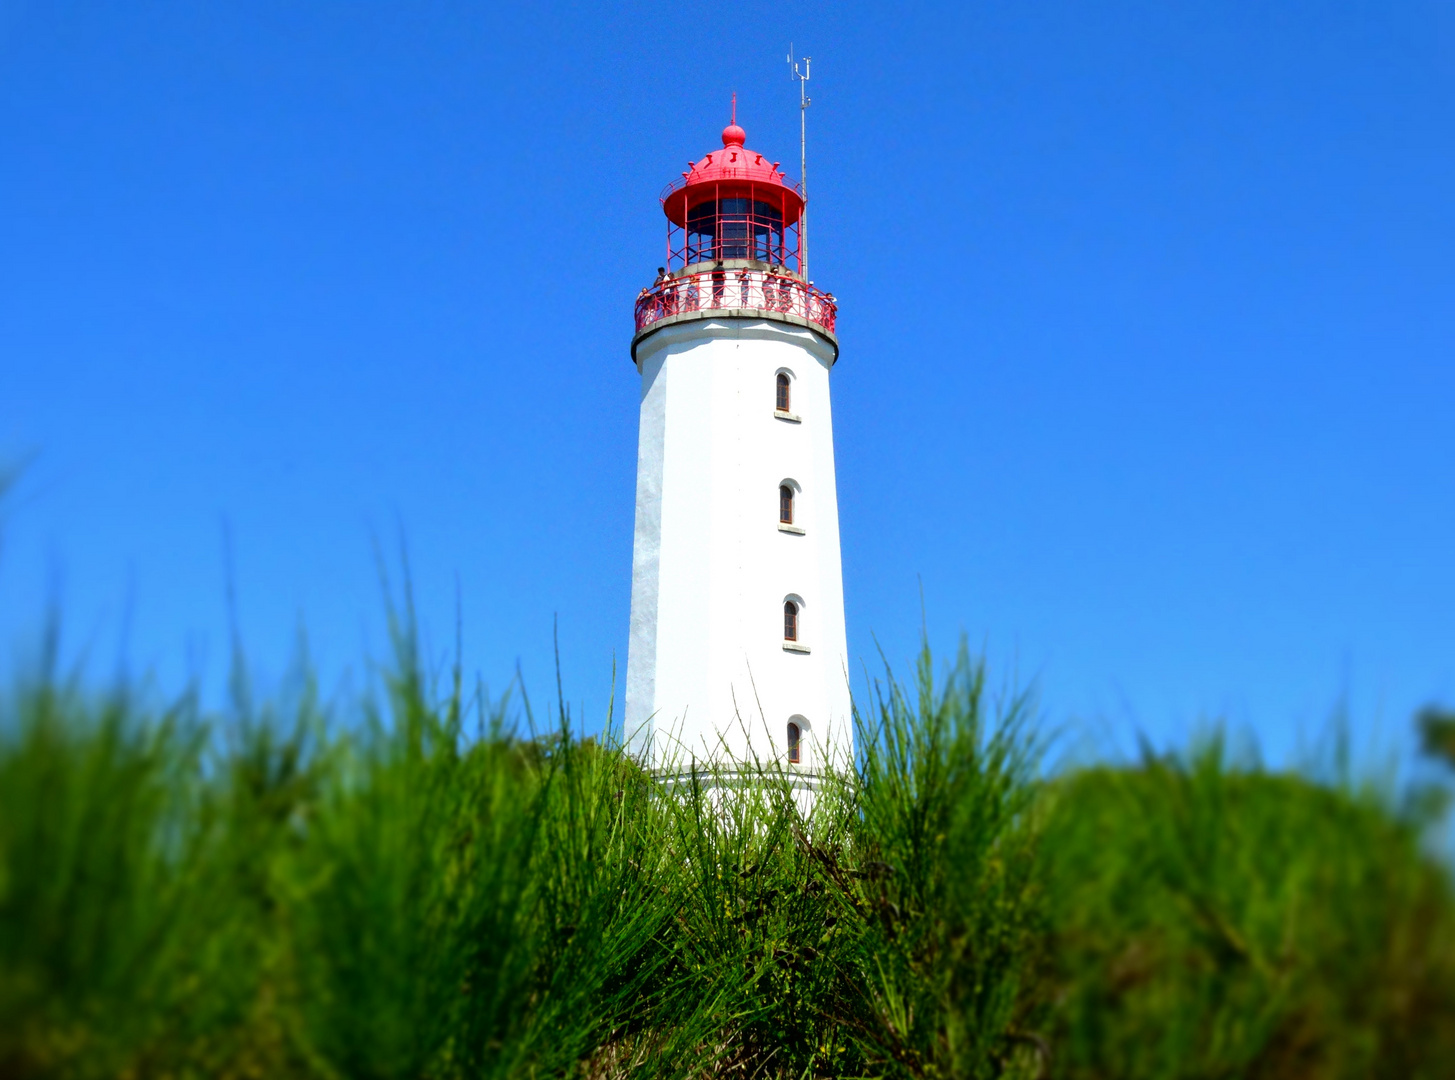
[634,267,837,338]
[659,174,805,205]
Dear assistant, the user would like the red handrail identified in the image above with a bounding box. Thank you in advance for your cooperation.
[634,268,837,337]
[659,174,805,204]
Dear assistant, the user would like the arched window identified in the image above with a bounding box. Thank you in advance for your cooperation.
[783,600,798,642]
[776,372,790,413]
[787,721,802,764]
[779,485,794,524]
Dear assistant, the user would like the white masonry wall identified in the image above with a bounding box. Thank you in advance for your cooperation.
[625,317,852,785]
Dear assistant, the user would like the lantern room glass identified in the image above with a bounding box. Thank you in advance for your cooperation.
[686,198,786,265]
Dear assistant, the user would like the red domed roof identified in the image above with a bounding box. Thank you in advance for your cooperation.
[661,121,805,227]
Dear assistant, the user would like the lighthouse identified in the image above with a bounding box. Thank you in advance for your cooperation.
[624,111,851,794]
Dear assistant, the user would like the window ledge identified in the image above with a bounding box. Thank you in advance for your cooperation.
[774,409,801,423]
[782,642,811,654]
[778,523,806,535]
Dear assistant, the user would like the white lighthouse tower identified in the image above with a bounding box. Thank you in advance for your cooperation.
[624,111,851,794]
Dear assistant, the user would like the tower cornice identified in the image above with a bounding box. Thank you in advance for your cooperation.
[631,315,838,369]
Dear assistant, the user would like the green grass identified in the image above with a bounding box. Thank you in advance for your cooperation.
[1,606,1452,1078]
[1035,739,1455,1079]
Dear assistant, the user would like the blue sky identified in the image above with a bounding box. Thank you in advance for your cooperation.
[2,1,1451,764]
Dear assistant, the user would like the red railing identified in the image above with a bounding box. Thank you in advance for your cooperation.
[634,268,838,337]
[659,175,805,205]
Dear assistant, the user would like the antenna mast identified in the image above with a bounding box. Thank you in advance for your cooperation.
[788,47,811,281]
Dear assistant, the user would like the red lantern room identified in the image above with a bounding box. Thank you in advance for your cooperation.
[662,120,805,272]
[633,106,837,356]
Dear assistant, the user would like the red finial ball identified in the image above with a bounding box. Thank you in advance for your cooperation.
[721,123,746,147]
